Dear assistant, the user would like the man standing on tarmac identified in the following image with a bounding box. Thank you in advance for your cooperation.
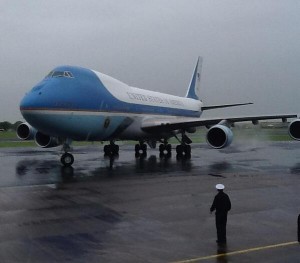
[210,184,231,244]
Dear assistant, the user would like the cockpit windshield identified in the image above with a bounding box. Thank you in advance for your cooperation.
[45,71,74,79]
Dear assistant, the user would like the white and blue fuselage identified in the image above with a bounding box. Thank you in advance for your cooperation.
[20,65,202,142]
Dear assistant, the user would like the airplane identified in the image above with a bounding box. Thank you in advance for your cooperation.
[17,57,297,166]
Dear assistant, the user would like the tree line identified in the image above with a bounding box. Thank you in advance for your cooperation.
[0,121,23,131]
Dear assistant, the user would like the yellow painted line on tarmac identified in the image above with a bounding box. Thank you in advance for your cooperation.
[173,241,298,263]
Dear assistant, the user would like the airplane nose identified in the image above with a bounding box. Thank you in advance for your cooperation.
[19,82,56,130]
[19,82,49,121]
[20,82,50,110]
[20,89,41,109]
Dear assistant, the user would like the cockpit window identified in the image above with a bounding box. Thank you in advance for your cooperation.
[45,71,54,78]
[52,71,65,77]
[64,71,73,78]
[45,71,74,79]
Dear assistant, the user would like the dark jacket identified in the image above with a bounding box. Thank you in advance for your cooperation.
[210,191,231,214]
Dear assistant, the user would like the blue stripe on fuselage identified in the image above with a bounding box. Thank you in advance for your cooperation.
[20,66,200,118]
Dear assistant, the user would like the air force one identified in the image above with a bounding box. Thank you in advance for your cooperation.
[17,57,297,166]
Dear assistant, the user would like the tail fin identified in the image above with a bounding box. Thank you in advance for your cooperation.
[185,56,203,100]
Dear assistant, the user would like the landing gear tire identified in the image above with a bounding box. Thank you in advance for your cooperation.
[104,144,119,156]
[176,144,191,159]
[166,144,172,154]
[176,145,183,156]
[135,143,147,157]
[159,143,172,158]
[184,145,191,156]
[113,144,119,155]
[61,153,74,167]
[104,145,110,155]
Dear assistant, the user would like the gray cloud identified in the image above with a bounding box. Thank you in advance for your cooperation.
[1,0,300,121]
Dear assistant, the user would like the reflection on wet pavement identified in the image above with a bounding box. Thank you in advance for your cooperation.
[1,142,300,262]
[6,142,299,188]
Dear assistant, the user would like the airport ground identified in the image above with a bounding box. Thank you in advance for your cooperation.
[0,135,300,262]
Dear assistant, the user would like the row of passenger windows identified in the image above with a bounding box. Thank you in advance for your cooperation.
[45,71,74,78]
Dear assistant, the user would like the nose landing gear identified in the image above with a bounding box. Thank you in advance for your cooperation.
[61,152,74,166]
[61,141,74,166]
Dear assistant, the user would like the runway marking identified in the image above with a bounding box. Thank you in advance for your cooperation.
[173,241,298,263]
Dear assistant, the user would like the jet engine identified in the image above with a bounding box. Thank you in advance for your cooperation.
[17,122,62,148]
[16,122,37,140]
[35,131,62,148]
[288,119,300,140]
[206,124,233,149]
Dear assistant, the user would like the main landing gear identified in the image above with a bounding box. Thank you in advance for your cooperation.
[158,141,172,158]
[134,141,172,158]
[175,133,192,159]
[175,144,191,158]
[59,133,193,166]
[104,141,119,156]
[134,134,192,159]
[135,142,147,158]
[61,142,74,167]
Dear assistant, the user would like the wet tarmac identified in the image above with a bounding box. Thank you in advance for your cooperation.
[0,141,300,262]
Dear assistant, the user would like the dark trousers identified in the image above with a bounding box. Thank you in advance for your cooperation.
[216,213,228,243]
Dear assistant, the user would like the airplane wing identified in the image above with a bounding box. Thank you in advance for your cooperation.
[141,114,298,133]
[202,102,253,110]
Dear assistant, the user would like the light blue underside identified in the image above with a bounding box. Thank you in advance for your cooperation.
[23,112,130,141]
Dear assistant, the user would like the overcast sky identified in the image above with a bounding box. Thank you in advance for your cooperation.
[1,0,300,122]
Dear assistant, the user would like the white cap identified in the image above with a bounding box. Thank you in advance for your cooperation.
[216,184,225,190]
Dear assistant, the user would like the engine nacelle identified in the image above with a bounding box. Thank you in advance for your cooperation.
[16,122,37,140]
[35,131,62,148]
[288,119,300,140]
[206,124,233,149]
